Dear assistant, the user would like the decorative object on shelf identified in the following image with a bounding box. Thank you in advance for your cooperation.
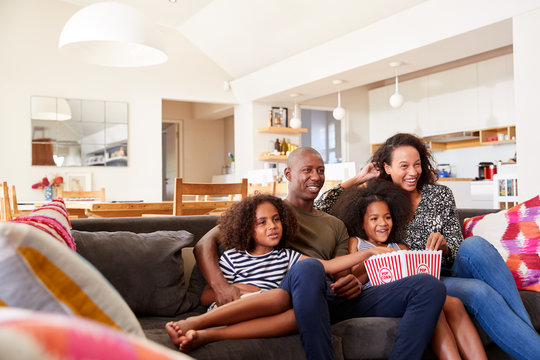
[289,93,302,129]
[228,152,235,174]
[32,175,64,200]
[389,62,404,109]
[65,172,92,191]
[271,107,288,127]
[58,2,167,67]
[332,79,346,121]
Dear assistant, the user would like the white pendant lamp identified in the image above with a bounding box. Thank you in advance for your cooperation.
[332,79,346,121]
[31,97,72,121]
[59,2,168,67]
[389,62,404,109]
[289,93,302,129]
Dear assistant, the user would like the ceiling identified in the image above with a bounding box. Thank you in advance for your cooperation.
[60,0,514,104]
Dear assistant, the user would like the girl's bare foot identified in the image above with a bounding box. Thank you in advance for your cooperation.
[165,322,182,346]
[179,329,210,352]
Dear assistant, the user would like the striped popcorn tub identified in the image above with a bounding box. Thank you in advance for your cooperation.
[364,250,442,286]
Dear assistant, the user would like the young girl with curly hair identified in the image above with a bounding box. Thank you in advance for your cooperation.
[332,179,487,360]
[166,194,393,352]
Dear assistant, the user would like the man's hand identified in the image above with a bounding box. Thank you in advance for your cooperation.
[330,274,362,299]
[214,283,242,306]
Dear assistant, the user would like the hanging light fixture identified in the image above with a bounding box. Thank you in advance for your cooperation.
[332,79,346,121]
[389,62,404,109]
[289,93,302,129]
[31,97,72,121]
[58,2,168,67]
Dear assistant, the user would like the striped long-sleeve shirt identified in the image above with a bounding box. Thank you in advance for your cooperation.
[219,248,302,290]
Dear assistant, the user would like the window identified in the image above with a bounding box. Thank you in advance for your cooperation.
[300,109,341,163]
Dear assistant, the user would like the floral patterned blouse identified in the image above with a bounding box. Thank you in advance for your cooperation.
[315,182,463,267]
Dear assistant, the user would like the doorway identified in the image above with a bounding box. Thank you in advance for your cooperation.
[162,120,183,201]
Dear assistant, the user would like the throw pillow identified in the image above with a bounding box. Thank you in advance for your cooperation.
[0,214,144,336]
[0,307,192,360]
[11,198,75,250]
[72,230,194,316]
[463,195,540,292]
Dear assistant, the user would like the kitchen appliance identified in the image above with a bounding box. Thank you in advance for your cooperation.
[477,162,496,180]
[438,163,452,177]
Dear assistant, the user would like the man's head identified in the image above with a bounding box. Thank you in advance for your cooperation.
[284,147,325,210]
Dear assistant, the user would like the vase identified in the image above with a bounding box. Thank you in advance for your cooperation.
[44,185,53,201]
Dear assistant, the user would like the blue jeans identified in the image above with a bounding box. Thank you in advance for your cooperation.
[443,236,540,360]
[280,258,446,360]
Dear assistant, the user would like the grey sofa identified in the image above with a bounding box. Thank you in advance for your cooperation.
[70,209,540,360]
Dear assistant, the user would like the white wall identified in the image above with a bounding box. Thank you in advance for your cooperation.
[513,8,540,201]
[0,0,236,201]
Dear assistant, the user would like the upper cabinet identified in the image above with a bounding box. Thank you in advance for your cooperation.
[368,54,515,144]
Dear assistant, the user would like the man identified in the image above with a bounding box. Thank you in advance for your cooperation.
[194,147,446,360]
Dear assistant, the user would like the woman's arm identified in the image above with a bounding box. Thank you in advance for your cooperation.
[314,163,380,213]
[194,226,241,306]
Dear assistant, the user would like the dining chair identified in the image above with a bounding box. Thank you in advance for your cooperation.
[57,188,106,201]
[248,182,276,196]
[173,178,248,216]
[0,182,13,221]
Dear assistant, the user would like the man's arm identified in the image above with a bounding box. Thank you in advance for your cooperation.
[193,225,241,305]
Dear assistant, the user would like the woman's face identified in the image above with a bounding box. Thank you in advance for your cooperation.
[363,201,392,246]
[384,145,422,192]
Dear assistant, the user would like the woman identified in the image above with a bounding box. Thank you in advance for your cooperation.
[315,133,540,360]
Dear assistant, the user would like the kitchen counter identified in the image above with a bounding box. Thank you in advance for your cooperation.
[437,178,474,181]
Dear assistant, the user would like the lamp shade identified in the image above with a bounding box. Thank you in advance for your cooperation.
[58,2,167,67]
[31,97,72,121]
[389,93,404,108]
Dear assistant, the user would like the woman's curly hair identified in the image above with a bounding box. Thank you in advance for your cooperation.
[371,133,438,190]
[331,179,412,244]
[218,194,298,251]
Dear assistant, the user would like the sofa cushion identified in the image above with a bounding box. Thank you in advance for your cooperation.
[73,230,194,316]
[463,195,540,292]
[0,212,143,336]
[0,307,192,360]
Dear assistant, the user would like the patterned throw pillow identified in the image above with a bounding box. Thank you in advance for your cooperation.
[0,307,192,360]
[463,195,540,292]
[0,200,144,336]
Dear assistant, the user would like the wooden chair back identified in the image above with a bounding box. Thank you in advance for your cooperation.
[173,178,248,216]
[0,182,12,221]
[248,182,276,196]
[57,188,106,201]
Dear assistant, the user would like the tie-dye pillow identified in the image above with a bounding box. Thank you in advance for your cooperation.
[463,195,540,292]
[0,307,192,360]
[0,200,143,335]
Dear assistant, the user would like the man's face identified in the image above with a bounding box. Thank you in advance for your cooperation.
[285,152,325,201]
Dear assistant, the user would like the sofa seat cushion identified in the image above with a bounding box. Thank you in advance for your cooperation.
[73,230,194,317]
[0,307,192,360]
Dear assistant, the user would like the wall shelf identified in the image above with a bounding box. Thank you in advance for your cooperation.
[370,125,515,154]
[257,127,307,134]
[258,153,288,162]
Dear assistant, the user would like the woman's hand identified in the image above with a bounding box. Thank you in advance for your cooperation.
[341,162,380,189]
[425,232,450,255]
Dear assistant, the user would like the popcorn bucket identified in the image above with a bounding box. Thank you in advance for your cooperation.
[365,250,442,286]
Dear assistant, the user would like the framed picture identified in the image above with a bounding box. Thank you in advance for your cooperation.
[65,172,92,191]
[271,107,288,127]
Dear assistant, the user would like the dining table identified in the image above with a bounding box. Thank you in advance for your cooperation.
[33,201,174,218]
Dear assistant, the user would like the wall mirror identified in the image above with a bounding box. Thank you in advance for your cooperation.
[31,96,128,167]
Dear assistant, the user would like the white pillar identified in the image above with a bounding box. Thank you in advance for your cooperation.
[513,8,540,201]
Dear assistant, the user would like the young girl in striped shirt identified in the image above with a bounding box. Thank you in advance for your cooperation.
[332,179,487,360]
[166,193,393,352]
